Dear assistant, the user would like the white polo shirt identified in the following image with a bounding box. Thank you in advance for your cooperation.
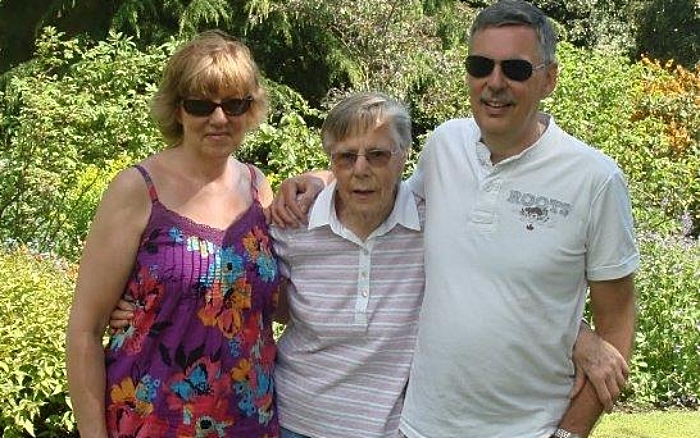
[400,115,639,438]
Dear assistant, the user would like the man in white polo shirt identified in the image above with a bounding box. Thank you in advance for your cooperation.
[396,2,638,437]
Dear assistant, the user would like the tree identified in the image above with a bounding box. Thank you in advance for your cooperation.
[635,0,700,68]
[0,0,114,72]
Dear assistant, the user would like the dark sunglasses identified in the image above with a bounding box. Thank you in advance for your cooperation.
[330,148,402,169]
[181,97,253,117]
[465,55,546,82]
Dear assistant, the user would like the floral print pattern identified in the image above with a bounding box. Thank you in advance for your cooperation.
[104,166,280,437]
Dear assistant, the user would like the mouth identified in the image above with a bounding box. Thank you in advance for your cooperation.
[351,188,377,199]
[481,98,513,109]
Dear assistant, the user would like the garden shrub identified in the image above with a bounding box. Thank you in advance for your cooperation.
[626,232,700,408]
[0,29,165,260]
[240,80,328,189]
[547,43,699,237]
[0,247,76,437]
[630,57,699,236]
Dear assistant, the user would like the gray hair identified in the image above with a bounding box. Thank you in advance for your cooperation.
[469,0,558,64]
[321,92,412,154]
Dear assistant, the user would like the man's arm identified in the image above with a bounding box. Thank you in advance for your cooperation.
[556,275,636,437]
[269,171,332,227]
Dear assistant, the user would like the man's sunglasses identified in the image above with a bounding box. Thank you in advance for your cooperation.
[181,97,253,117]
[330,148,402,169]
[465,55,547,82]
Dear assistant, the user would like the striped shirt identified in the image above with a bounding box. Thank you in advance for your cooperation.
[271,180,425,438]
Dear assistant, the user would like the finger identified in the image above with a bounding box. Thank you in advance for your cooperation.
[569,370,585,399]
[282,192,307,223]
[112,309,134,319]
[287,201,307,224]
[593,378,614,413]
[615,367,627,393]
[108,318,131,330]
[621,360,630,378]
[270,195,298,228]
[117,300,136,311]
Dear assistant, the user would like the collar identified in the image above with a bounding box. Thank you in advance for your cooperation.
[308,180,422,238]
[476,113,555,171]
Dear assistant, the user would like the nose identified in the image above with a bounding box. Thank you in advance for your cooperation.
[352,154,372,174]
[486,64,507,90]
[209,105,229,123]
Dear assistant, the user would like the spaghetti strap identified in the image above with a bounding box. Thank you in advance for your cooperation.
[245,164,260,203]
[134,165,158,203]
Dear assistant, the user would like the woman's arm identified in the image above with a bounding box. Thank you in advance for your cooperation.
[66,168,150,438]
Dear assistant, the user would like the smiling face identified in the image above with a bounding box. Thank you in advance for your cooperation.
[330,122,407,238]
[468,25,557,161]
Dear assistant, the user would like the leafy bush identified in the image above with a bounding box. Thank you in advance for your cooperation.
[240,80,329,189]
[547,43,699,237]
[630,57,699,237]
[0,247,76,437]
[627,233,700,408]
[0,28,166,259]
[634,0,700,69]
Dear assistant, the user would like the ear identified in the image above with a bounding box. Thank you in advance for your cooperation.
[542,62,559,97]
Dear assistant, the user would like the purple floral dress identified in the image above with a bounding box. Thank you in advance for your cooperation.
[104,165,280,438]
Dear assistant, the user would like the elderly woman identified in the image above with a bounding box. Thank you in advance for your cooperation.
[270,92,424,438]
[66,30,281,437]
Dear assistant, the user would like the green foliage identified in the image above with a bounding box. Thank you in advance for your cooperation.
[405,45,470,138]
[0,29,165,260]
[546,43,699,237]
[248,0,446,105]
[631,58,700,235]
[240,80,329,188]
[0,247,76,437]
[111,0,237,42]
[628,233,700,408]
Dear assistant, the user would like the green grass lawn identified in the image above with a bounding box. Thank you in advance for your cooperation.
[591,411,700,438]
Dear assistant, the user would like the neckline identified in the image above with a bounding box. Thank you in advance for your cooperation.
[153,198,257,234]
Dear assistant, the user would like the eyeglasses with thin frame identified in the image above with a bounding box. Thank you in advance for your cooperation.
[330,147,402,169]
[181,97,253,117]
[465,55,547,82]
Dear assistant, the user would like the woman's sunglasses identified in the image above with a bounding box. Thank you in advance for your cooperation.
[181,97,253,117]
[465,55,547,82]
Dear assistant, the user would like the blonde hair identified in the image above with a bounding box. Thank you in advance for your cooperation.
[150,30,268,146]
